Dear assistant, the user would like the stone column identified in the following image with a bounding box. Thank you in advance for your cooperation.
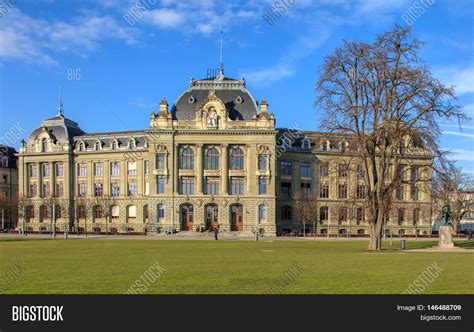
[49,162,54,196]
[36,162,41,198]
[174,144,179,194]
[104,161,110,196]
[88,161,94,197]
[120,160,126,197]
[196,144,203,194]
[221,144,228,195]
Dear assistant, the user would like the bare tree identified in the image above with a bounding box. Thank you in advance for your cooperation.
[294,192,318,237]
[74,195,94,237]
[16,196,30,236]
[315,25,465,250]
[41,195,60,238]
[433,163,474,234]
[93,195,116,236]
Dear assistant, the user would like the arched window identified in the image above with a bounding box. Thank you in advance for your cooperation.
[230,147,244,170]
[95,141,101,150]
[41,138,48,152]
[206,204,219,230]
[127,205,136,221]
[157,204,165,221]
[413,208,419,226]
[111,140,118,150]
[339,141,346,153]
[398,208,405,225]
[338,207,348,224]
[55,206,61,219]
[322,141,329,151]
[93,206,103,220]
[78,142,85,152]
[26,206,35,222]
[180,147,194,170]
[2,157,8,167]
[111,205,120,219]
[281,205,292,220]
[230,204,243,231]
[356,207,364,225]
[181,204,194,231]
[143,205,148,222]
[78,206,86,219]
[302,140,310,150]
[205,147,220,170]
[258,205,266,223]
[319,206,329,222]
[40,205,49,221]
[129,139,136,149]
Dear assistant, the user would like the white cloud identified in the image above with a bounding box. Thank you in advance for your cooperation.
[443,131,474,138]
[145,8,186,29]
[435,64,474,96]
[448,149,474,162]
[0,8,137,65]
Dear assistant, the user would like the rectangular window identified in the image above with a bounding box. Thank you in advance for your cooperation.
[56,163,64,177]
[258,155,268,170]
[357,184,366,199]
[319,184,329,198]
[42,183,50,197]
[56,182,63,197]
[206,177,220,195]
[144,160,149,175]
[128,182,137,196]
[42,163,50,177]
[396,185,404,200]
[94,162,103,176]
[128,161,137,175]
[156,154,166,169]
[259,177,267,195]
[281,161,292,176]
[180,177,195,195]
[338,184,348,199]
[111,183,120,196]
[157,177,165,194]
[29,183,37,197]
[94,183,103,197]
[338,164,348,177]
[78,183,87,196]
[281,182,292,198]
[411,165,419,181]
[145,182,150,196]
[111,162,120,176]
[301,183,311,197]
[411,184,418,201]
[300,162,311,177]
[319,162,329,177]
[29,164,37,177]
[78,163,87,177]
[230,177,244,195]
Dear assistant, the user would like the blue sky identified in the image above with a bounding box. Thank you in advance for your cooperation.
[0,0,473,173]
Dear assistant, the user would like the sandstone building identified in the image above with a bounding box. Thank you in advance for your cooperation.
[17,70,432,236]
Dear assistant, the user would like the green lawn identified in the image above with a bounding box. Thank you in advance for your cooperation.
[1,238,473,294]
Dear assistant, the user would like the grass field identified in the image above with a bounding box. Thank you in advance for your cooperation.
[1,238,473,294]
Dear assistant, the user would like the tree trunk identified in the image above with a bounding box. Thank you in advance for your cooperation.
[368,211,384,250]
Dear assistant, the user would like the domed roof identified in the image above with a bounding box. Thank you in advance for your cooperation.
[171,75,259,121]
[26,113,85,147]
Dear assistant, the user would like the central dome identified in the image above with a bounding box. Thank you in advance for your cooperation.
[171,76,259,121]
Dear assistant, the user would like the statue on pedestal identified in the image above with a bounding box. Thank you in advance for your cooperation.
[438,204,454,248]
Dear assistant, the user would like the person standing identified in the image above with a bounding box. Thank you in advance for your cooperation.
[214,225,219,240]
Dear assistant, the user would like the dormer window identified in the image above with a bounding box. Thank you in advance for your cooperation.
[95,141,101,151]
[188,96,195,104]
[339,141,347,153]
[235,96,243,104]
[41,138,48,153]
[322,141,329,151]
[78,142,85,152]
[1,157,8,167]
[129,139,136,149]
[111,140,118,150]
[302,140,310,150]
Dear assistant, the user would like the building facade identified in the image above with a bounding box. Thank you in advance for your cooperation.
[18,72,432,236]
[0,145,18,230]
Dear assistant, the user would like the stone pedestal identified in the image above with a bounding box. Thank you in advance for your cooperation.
[438,225,454,249]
